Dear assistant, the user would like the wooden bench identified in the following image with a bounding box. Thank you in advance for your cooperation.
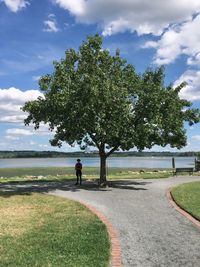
[174,167,194,175]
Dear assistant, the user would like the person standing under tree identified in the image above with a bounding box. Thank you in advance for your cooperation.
[75,159,82,185]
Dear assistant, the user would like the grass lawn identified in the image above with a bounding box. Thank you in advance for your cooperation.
[0,167,173,183]
[171,181,200,221]
[0,192,110,267]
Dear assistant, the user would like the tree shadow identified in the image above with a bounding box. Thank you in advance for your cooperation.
[0,191,32,198]
[0,179,150,197]
[107,180,150,190]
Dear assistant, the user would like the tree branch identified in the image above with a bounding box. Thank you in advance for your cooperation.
[106,146,118,158]
[89,133,100,150]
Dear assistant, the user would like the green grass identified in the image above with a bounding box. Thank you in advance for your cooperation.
[107,169,172,180]
[0,192,110,267]
[0,167,78,179]
[171,181,200,221]
[0,167,173,183]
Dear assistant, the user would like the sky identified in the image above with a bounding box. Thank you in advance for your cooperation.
[0,0,200,152]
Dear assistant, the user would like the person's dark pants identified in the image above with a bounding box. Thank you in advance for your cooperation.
[76,170,82,185]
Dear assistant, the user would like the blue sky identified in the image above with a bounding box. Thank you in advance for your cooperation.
[0,0,200,152]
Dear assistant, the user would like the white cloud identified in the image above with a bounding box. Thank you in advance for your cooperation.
[144,14,200,65]
[5,135,20,140]
[30,141,36,145]
[39,144,49,148]
[0,138,80,151]
[187,53,200,67]
[53,0,85,16]
[2,0,29,12]
[142,41,158,49]
[43,14,59,32]
[174,70,200,101]
[0,103,21,112]
[30,124,54,136]
[6,128,33,136]
[0,139,50,151]
[0,87,43,123]
[0,88,56,148]
[142,14,200,102]
[5,124,55,138]
[0,87,43,103]
[32,76,41,81]
[192,135,200,141]
[53,0,200,36]
[0,115,27,123]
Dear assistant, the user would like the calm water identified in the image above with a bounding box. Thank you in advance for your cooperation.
[0,157,196,169]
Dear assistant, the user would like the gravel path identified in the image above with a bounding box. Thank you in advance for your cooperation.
[1,176,200,266]
[49,176,200,267]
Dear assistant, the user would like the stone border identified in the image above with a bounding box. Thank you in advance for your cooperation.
[166,189,200,228]
[80,201,122,267]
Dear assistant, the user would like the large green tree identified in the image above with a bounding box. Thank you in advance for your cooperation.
[23,34,199,185]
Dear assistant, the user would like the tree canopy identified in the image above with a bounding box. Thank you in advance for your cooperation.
[23,34,200,185]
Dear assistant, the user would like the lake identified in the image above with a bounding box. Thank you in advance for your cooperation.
[0,157,196,169]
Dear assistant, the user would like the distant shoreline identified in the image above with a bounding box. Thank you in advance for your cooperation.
[0,150,199,159]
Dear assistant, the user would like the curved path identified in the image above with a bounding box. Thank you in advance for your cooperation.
[1,176,200,266]
[50,176,200,267]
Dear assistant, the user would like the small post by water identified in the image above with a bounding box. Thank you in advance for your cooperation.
[172,157,175,169]
[195,158,200,171]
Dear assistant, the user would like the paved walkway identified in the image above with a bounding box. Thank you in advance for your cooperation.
[1,176,200,266]
[50,176,200,267]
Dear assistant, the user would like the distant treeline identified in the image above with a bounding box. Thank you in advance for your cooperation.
[0,150,199,159]
[0,151,84,159]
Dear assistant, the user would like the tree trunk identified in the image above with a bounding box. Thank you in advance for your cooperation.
[99,154,107,187]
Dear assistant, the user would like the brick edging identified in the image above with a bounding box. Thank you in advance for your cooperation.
[166,189,200,228]
[79,201,122,267]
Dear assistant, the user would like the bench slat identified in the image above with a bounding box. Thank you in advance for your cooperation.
[174,167,194,175]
